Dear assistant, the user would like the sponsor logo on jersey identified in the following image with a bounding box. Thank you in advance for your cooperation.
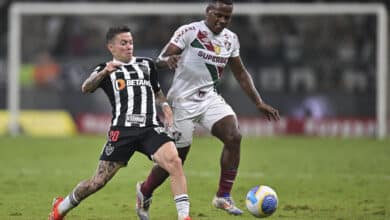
[115,79,126,91]
[173,26,196,43]
[126,114,146,124]
[197,51,228,64]
[115,79,151,91]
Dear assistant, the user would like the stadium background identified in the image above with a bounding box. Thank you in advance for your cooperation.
[0,1,389,220]
[0,0,389,137]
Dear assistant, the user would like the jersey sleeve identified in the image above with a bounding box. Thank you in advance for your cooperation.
[89,63,108,90]
[230,33,240,58]
[169,24,196,50]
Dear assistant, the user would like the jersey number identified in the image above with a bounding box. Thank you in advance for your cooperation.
[109,130,120,142]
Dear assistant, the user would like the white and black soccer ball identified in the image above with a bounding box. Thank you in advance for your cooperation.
[245,185,278,218]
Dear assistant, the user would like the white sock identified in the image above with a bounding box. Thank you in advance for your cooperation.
[58,192,79,215]
[174,194,190,217]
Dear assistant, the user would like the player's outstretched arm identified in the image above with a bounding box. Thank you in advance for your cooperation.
[228,56,280,121]
[81,62,121,93]
[156,43,182,70]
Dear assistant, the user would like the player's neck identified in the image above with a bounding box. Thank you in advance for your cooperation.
[113,56,134,64]
[204,20,221,35]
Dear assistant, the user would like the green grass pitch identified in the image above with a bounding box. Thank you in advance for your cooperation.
[0,135,389,219]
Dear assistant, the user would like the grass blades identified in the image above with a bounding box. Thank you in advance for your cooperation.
[0,136,389,219]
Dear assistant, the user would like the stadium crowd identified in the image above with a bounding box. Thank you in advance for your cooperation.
[0,0,388,118]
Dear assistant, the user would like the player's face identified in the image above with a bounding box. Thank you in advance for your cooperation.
[108,32,134,63]
[205,2,233,34]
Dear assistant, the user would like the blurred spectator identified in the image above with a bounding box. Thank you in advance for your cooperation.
[0,1,384,118]
[33,51,61,88]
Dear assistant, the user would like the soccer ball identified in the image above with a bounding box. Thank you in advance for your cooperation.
[245,185,278,218]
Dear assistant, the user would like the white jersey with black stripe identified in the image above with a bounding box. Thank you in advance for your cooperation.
[166,20,240,110]
[90,56,161,127]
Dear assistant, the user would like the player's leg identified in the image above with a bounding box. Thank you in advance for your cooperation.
[212,115,241,196]
[136,122,194,220]
[139,113,195,198]
[136,147,190,220]
[50,128,132,220]
[152,141,190,219]
[140,146,190,198]
[49,160,124,220]
[201,97,243,215]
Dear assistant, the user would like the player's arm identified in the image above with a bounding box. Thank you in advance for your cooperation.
[155,89,173,127]
[228,56,280,121]
[149,57,173,127]
[156,43,183,70]
[81,62,121,93]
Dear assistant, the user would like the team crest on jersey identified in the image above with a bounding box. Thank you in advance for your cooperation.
[105,142,115,156]
[115,79,126,91]
[139,62,150,80]
[224,40,231,51]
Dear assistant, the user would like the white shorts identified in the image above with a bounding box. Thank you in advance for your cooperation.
[172,95,236,148]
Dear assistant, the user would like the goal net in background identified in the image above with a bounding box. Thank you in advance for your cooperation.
[3,2,389,139]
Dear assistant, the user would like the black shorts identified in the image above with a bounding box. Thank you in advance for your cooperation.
[100,126,174,165]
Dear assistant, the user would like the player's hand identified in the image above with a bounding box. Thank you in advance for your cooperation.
[166,55,181,70]
[104,61,122,74]
[256,102,280,121]
[161,104,173,128]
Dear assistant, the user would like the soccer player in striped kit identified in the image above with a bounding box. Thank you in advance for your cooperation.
[135,0,280,217]
[48,26,191,220]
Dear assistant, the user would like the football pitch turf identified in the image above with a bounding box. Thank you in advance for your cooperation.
[0,135,389,220]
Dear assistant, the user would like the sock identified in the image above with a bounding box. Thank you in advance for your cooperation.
[58,191,79,215]
[141,166,169,197]
[216,169,238,197]
[174,194,190,217]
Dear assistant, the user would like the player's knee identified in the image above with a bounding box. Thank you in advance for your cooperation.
[224,131,242,146]
[171,155,183,169]
[166,155,183,174]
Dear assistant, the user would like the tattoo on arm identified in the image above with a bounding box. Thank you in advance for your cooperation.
[82,70,107,93]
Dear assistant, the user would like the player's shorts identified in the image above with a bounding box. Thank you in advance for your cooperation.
[173,95,236,148]
[100,126,173,165]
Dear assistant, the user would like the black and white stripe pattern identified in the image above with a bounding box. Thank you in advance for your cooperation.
[174,194,189,203]
[93,57,160,128]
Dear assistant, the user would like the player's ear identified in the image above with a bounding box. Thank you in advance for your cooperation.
[206,5,212,15]
[107,42,113,52]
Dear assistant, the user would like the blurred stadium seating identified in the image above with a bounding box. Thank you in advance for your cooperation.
[0,0,389,136]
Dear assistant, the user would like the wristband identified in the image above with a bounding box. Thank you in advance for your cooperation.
[157,55,169,62]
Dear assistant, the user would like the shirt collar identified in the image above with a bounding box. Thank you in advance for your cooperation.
[113,56,135,65]
[202,20,223,37]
